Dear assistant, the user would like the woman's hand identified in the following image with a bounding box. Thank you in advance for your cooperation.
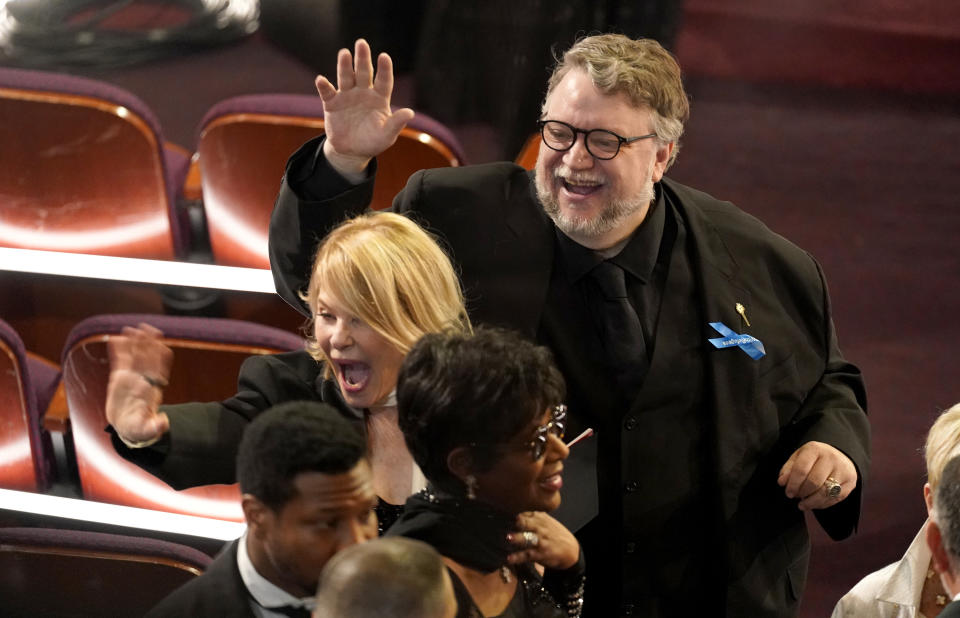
[506,511,580,571]
[105,324,173,447]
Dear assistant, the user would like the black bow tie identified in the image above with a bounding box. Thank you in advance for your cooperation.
[266,605,311,618]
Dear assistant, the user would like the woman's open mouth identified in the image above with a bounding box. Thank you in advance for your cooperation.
[337,361,371,393]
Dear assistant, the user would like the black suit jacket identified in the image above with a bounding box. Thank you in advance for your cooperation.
[942,599,960,618]
[147,540,255,618]
[269,138,870,616]
[112,350,358,490]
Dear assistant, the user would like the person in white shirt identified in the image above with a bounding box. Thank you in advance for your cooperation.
[926,454,960,617]
[834,403,960,618]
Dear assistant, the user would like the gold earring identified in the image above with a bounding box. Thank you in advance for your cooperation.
[465,475,478,500]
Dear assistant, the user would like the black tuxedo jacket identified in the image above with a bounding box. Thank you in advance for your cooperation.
[112,350,358,490]
[147,540,254,617]
[269,138,870,616]
[941,599,960,618]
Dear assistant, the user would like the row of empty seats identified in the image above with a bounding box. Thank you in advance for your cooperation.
[0,525,212,617]
[0,313,305,522]
[0,65,468,269]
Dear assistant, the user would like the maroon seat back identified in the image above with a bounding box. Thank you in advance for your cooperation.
[0,66,189,259]
[0,526,211,616]
[0,318,54,492]
[194,93,467,268]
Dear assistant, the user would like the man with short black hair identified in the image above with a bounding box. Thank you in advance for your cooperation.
[148,400,378,617]
[313,537,457,618]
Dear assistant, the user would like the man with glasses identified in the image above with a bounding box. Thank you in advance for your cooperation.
[269,34,870,617]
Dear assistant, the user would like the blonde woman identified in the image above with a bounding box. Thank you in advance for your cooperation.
[834,403,960,618]
[107,212,470,531]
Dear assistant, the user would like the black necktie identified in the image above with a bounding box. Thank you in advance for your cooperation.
[590,260,648,396]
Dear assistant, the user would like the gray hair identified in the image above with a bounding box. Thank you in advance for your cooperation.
[543,33,690,170]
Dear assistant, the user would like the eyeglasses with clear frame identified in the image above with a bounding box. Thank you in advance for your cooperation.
[526,404,567,461]
[537,119,657,160]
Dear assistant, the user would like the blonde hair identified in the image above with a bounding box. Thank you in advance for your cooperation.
[543,34,690,170]
[925,403,960,490]
[301,213,471,371]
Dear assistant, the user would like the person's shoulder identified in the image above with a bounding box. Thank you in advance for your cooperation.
[146,576,213,617]
[414,161,531,195]
[831,560,903,617]
[421,160,527,180]
[941,600,960,618]
[148,542,251,618]
[240,349,320,380]
[663,177,778,238]
[236,349,325,402]
[146,571,233,617]
[400,162,537,235]
[663,176,814,266]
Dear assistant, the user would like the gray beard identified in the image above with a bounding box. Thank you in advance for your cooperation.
[535,171,655,242]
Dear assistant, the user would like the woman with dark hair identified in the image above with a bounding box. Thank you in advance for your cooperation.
[391,327,585,617]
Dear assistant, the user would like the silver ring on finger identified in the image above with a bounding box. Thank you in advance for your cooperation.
[823,477,842,499]
[521,531,539,548]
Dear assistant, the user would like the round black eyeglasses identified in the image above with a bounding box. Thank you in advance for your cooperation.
[538,119,657,160]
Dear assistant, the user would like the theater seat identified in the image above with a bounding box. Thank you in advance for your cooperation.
[515,132,540,170]
[0,526,211,616]
[0,66,190,259]
[0,318,55,492]
[193,94,467,268]
[61,314,305,521]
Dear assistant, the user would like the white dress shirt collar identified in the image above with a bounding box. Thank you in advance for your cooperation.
[236,532,315,616]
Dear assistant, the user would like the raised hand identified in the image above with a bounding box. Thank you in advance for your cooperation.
[507,511,580,571]
[778,440,858,511]
[105,324,173,447]
[316,38,416,178]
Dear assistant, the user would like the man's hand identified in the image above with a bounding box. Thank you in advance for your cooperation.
[316,38,416,179]
[778,441,857,511]
[105,324,173,447]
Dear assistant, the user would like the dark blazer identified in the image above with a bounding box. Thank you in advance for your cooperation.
[269,138,870,617]
[941,599,960,618]
[147,540,254,617]
[112,350,358,489]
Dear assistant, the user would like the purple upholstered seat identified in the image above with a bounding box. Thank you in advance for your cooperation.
[192,93,467,268]
[0,318,55,492]
[0,66,190,259]
[0,526,212,616]
[61,313,305,520]
[62,313,306,354]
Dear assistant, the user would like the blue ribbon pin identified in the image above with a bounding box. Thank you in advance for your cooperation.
[708,321,766,360]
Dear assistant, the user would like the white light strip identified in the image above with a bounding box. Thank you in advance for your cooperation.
[0,248,276,294]
[0,488,246,541]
